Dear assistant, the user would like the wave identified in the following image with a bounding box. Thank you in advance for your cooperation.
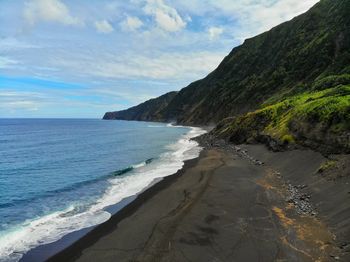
[131,158,154,168]
[0,163,152,209]
[0,126,206,262]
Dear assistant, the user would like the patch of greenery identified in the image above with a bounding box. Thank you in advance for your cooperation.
[215,83,350,153]
[312,74,350,91]
[318,160,337,173]
[266,85,350,137]
[281,134,295,144]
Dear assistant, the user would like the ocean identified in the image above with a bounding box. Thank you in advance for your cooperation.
[0,119,205,261]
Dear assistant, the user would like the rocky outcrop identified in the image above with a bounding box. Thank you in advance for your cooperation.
[103,91,177,121]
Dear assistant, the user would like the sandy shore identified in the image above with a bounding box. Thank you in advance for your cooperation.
[47,145,350,262]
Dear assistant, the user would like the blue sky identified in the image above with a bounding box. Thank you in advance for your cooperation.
[0,0,319,118]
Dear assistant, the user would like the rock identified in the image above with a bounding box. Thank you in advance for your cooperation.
[286,183,315,215]
[286,197,293,203]
[340,242,349,249]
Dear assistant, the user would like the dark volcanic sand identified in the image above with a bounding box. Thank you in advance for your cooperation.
[48,146,350,262]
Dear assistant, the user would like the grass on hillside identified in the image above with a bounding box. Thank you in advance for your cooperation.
[216,79,350,148]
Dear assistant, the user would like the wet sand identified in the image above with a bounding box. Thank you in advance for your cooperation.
[48,146,350,262]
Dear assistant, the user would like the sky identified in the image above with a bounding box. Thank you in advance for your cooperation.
[0,0,320,118]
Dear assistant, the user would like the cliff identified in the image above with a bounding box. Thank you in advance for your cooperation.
[103,91,177,121]
[103,0,350,153]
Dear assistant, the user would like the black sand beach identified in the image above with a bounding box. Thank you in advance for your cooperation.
[47,144,350,262]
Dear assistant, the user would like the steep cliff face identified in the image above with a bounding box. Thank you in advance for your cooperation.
[103,91,177,121]
[103,0,350,153]
[160,0,350,125]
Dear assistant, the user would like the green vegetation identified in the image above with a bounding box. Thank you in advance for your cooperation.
[312,74,350,91]
[317,160,337,173]
[214,82,350,153]
[281,135,295,144]
[104,0,350,153]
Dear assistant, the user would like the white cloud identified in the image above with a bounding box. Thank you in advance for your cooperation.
[53,51,225,80]
[233,0,320,34]
[144,0,187,32]
[0,38,40,52]
[0,91,45,111]
[208,27,223,40]
[174,0,319,39]
[120,16,143,31]
[2,0,322,118]
[23,0,83,27]
[91,87,154,104]
[94,20,114,33]
[0,56,19,69]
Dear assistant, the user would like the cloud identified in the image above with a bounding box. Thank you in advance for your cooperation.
[91,87,154,104]
[208,0,319,36]
[0,56,19,69]
[23,0,83,27]
[234,0,320,34]
[120,16,143,31]
[144,0,187,32]
[2,0,322,117]
[0,38,40,52]
[53,51,225,80]
[94,20,114,33]
[173,0,319,40]
[208,26,223,40]
[0,90,45,111]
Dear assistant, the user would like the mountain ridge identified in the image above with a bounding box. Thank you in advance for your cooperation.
[103,91,177,121]
[103,0,350,154]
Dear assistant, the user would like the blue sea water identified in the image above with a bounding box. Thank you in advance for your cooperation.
[0,119,205,261]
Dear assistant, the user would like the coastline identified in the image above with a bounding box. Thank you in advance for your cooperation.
[20,194,138,262]
[17,124,207,262]
[44,141,350,261]
[42,153,202,262]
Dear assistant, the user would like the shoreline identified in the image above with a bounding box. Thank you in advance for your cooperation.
[20,194,138,262]
[20,125,207,262]
[44,153,202,262]
[42,141,350,261]
[8,123,205,261]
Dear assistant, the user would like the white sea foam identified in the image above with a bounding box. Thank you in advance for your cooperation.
[0,125,206,262]
[132,161,147,169]
[0,206,111,262]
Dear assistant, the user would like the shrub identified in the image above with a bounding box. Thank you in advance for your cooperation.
[281,134,295,144]
[312,74,350,90]
[317,160,337,173]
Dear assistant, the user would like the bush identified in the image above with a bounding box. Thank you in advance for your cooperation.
[317,160,336,173]
[281,134,295,144]
[312,74,350,90]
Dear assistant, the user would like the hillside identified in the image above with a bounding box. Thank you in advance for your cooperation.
[213,83,350,154]
[103,91,177,121]
[103,0,350,153]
